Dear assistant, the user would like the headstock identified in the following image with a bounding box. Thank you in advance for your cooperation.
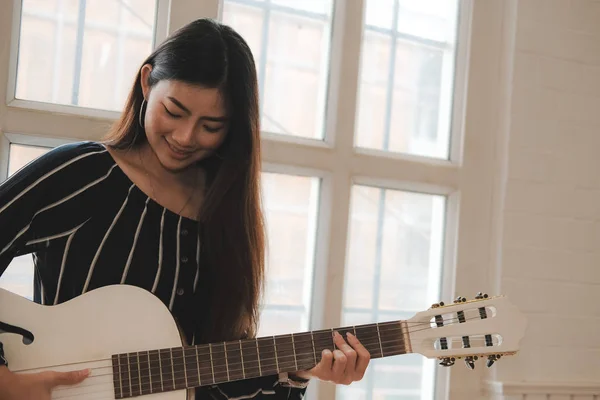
[406,292,526,369]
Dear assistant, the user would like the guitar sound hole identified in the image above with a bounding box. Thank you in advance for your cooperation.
[0,321,35,345]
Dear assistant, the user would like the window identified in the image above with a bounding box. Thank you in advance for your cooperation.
[260,172,320,335]
[222,0,334,139]
[356,0,459,159]
[340,186,445,399]
[0,1,495,399]
[14,0,158,112]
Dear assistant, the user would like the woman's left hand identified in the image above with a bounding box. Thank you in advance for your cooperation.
[291,331,371,385]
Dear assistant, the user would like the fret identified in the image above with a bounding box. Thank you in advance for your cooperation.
[354,324,383,358]
[111,354,122,399]
[255,340,262,376]
[211,343,228,384]
[210,344,217,384]
[159,349,174,391]
[171,347,186,390]
[291,333,316,372]
[139,351,151,395]
[241,339,260,379]
[118,354,131,398]
[181,348,189,388]
[274,335,296,372]
[311,330,335,358]
[184,346,200,388]
[194,346,202,387]
[311,332,317,366]
[375,324,384,358]
[137,353,143,394]
[196,345,214,386]
[272,337,279,372]
[331,328,336,351]
[128,352,141,397]
[378,322,406,357]
[128,352,141,396]
[148,350,162,393]
[169,348,176,389]
[223,342,230,381]
[256,337,278,375]
[239,340,245,379]
[336,326,356,341]
[147,351,152,394]
[224,340,243,381]
[290,335,298,370]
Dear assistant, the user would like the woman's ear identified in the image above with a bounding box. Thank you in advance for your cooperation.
[140,64,153,99]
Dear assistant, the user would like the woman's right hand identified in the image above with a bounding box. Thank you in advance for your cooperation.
[0,366,90,400]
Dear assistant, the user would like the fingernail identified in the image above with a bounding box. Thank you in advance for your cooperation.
[322,349,331,356]
[81,369,90,376]
[333,330,341,339]
[347,332,355,339]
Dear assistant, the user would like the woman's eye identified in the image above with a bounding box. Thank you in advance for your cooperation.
[163,106,182,119]
[204,125,223,133]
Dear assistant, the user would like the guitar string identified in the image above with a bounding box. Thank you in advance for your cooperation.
[48,315,467,378]
[52,315,492,396]
[52,333,489,400]
[49,314,486,387]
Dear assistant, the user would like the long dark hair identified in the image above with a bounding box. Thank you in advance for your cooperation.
[104,18,264,343]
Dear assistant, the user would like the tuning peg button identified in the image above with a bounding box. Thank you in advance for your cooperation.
[465,356,476,370]
[486,354,501,367]
[439,357,455,367]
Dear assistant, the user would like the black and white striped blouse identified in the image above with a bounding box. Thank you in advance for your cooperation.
[0,141,306,399]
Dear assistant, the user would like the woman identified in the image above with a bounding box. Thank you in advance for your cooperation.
[0,18,370,399]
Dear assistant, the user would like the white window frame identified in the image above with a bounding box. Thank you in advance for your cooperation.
[0,0,511,399]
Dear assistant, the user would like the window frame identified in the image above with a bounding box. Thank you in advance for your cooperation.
[0,0,510,399]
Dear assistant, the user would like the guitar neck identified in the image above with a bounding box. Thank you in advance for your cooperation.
[111,321,409,398]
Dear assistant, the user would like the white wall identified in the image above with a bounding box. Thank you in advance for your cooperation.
[486,0,600,398]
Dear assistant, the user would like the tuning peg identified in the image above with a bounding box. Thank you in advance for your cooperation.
[486,354,501,367]
[453,296,467,303]
[475,292,489,300]
[439,357,455,367]
[431,301,445,308]
[464,355,478,370]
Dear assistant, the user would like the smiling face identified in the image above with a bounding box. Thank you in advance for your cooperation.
[140,65,229,172]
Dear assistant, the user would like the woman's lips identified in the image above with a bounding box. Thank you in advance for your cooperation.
[165,138,194,160]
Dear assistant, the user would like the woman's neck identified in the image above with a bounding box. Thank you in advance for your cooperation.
[138,142,201,189]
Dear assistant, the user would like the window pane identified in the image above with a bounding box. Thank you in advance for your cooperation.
[259,172,320,335]
[339,185,446,400]
[356,0,459,159]
[15,0,157,111]
[0,144,51,299]
[222,0,333,139]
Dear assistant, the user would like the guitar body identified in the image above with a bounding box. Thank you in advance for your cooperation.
[0,285,191,399]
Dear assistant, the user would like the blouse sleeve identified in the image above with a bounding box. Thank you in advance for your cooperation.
[0,142,99,368]
[0,146,72,274]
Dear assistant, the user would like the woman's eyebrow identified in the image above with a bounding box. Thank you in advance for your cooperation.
[167,96,228,121]
[167,96,192,115]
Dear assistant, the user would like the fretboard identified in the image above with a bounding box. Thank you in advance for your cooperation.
[111,321,407,399]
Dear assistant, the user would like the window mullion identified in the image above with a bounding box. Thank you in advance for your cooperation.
[311,0,365,398]
[0,135,9,182]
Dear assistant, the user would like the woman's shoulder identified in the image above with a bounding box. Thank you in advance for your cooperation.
[18,141,111,176]
[39,141,109,164]
[1,141,114,192]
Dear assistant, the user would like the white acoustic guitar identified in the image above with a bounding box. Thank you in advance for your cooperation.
[0,285,526,399]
